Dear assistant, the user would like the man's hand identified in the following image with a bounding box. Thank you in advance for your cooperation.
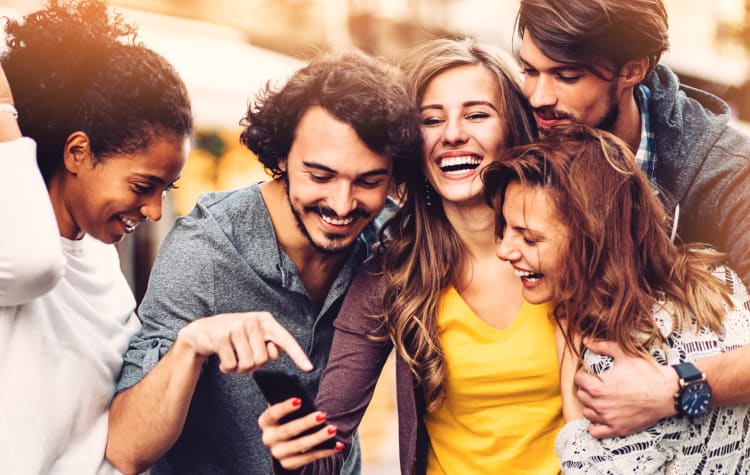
[177,311,313,374]
[574,338,678,438]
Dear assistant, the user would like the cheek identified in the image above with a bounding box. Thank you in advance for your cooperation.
[360,187,389,211]
[288,180,323,203]
[421,128,441,152]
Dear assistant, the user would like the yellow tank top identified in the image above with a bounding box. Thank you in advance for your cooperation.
[423,287,563,475]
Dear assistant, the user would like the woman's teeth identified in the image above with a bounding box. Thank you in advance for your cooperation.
[514,268,543,282]
[120,216,138,232]
[439,155,481,172]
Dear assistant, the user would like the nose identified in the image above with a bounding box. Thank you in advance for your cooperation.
[140,191,164,222]
[525,74,557,109]
[329,181,357,217]
[495,234,520,262]
[442,116,468,145]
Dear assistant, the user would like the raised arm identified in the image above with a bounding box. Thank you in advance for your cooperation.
[259,260,393,474]
[0,63,20,141]
[0,62,65,307]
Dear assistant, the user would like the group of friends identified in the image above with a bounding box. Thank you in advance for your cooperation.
[2,0,750,474]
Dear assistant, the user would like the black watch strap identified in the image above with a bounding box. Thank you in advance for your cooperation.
[673,362,703,382]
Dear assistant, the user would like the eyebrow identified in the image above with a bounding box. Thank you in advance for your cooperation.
[518,56,584,74]
[134,173,180,186]
[302,161,390,178]
[421,100,499,112]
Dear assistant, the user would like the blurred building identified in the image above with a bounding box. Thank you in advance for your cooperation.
[5,0,749,296]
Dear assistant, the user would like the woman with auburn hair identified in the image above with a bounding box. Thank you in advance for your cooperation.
[484,124,750,473]
[259,38,567,475]
[0,1,192,472]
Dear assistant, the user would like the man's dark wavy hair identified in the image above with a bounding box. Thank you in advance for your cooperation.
[516,0,669,77]
[2,0,193,182]
[240,49,422,185]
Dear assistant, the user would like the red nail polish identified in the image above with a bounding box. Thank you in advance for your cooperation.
[335,442,345,451]
[327,426,337,435]
[291,398,302,407]
[315,412,327,422]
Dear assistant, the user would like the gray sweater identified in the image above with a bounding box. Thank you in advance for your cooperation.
[646,64,750,286]
[116,183,377,475]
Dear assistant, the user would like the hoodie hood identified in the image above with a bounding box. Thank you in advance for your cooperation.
[644,64,732,209]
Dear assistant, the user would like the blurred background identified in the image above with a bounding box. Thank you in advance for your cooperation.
[2,1,750,472]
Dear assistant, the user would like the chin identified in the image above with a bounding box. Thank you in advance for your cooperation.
[522,292,553,305]
[92,231,124,245]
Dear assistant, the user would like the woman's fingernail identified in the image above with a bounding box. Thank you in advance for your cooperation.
[335,442,345,451]
[315,412,327,422]
[291,398,302,407]
[327,425,337,435]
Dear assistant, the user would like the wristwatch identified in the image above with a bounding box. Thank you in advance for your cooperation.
[672,362,711,417]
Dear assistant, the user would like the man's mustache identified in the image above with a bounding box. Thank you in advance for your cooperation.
[533,106,574,122]
[304,205,370,221]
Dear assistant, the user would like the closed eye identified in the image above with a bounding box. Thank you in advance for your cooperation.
[422,117,444,126]
[556,73,582,84]
[309,173,333,183]
[357,178,385,189]
[132,183,152,194]
[466,112,490,121]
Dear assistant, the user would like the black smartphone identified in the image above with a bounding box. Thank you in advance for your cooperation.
[253,369,337,450]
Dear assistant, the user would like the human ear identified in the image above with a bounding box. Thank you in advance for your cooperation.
[619,57,649,87]
[62,131,93,175]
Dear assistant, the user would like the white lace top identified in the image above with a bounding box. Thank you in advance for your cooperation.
[556,266,750,474]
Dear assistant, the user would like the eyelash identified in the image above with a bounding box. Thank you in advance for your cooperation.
[422,117,443,126]
[310,174,332,183]
[556,75,581,84]
[132,184,151,194]
[522,68,581,84]
[132,183,179,194]
[422,112,490,126]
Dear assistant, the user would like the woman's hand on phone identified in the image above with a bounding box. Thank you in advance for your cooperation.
[259,398,344,469]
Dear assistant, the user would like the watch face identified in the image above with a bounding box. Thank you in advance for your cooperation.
[681,382,712,417]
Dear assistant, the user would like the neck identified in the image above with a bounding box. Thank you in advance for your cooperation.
[46,173,82,239]
[260,180,349,307]
[442,200,497,260]
[612,86,643,153]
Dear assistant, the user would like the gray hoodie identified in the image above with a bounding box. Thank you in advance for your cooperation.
[647,64,750,286]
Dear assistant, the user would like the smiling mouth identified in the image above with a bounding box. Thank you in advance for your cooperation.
[439,155,482,173]
[118,215,139,233]
[320,214,355,226]
[514,268,544,283]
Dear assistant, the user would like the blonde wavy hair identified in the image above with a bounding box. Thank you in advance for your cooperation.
[375,38,536,412]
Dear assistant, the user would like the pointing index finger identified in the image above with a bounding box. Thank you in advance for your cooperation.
[260,316,313,372]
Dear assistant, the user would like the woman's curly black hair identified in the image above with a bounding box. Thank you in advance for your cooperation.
[240,49,422,185]
[2,0,193,182]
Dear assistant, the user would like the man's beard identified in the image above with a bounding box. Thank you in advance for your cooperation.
[534,81,620,132]
[285,177,367,256]
[594,82,620,132]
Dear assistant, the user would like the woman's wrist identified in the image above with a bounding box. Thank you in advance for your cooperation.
[0,102,22,141]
